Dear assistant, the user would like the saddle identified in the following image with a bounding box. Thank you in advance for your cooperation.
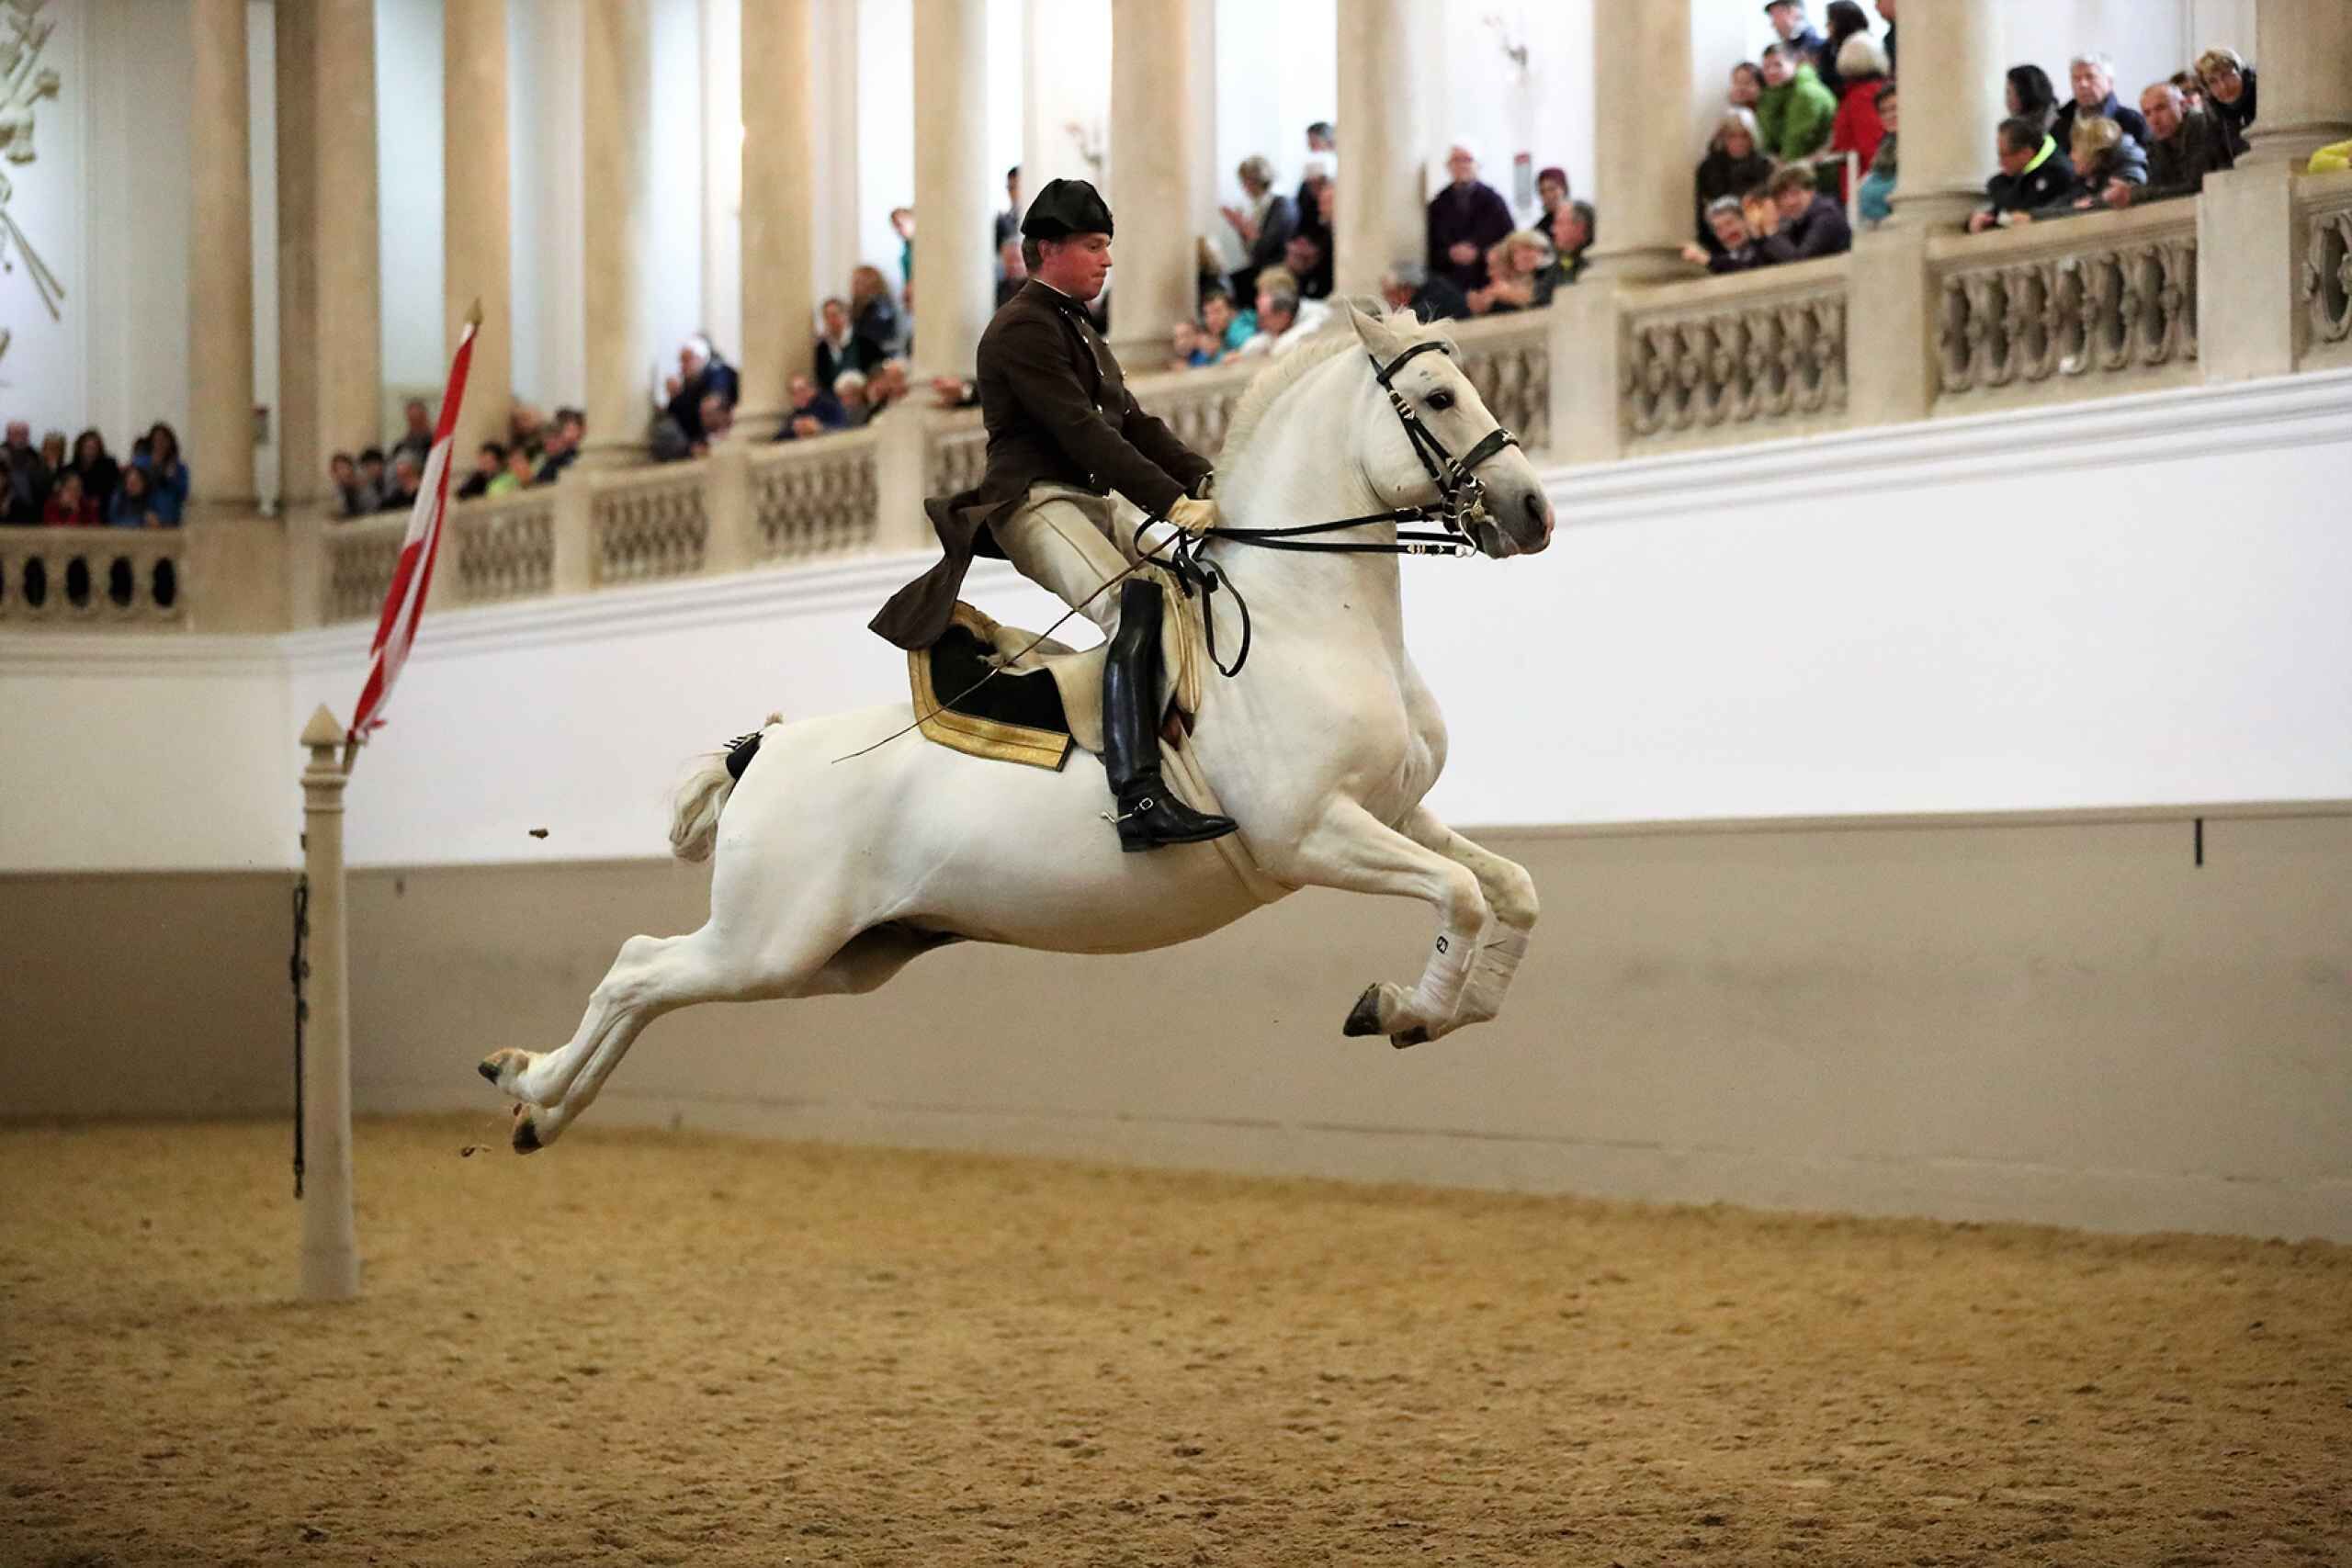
[908,593,1204,772]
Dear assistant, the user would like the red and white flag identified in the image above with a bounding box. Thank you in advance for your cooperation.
[349,309,479,740]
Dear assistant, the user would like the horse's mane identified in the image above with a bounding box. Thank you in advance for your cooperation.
[1216,306,1451,471]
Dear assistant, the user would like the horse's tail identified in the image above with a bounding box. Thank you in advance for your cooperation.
[669,713,781,863]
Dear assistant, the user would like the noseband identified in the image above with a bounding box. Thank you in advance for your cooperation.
[1160,336,1526,678]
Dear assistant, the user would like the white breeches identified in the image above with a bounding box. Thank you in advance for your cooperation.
[993,486,1146,637]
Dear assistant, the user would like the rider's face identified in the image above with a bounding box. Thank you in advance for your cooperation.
[1041,233,1113,301]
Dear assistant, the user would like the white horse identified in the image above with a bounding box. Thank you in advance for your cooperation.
[481,302,1555,1151]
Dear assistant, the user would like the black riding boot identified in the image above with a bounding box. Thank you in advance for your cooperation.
[1102,578,1237,852]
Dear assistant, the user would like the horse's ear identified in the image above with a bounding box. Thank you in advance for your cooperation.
[1343,297,1402,357]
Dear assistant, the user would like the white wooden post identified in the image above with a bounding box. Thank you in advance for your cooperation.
[299,705,360,1301]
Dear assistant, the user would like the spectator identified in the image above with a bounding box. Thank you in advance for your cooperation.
[1236,287,1330,359]
[1729,62,1764,112]
[1199,287,1257,359]
[1295,164,1335,251]
[2050,115,2147,214]
[494,446,536,495]
[692,394,733,457]
[1763,1,1829,69]
[1876,0,1895,72]
[778,372,849,438]
[2114,80,2236,207]
[1830,33,1893,174]
[132,423,189,525]
[1222,153,1300,303]
[456,442,503,501]
[356,447,389,507]
[1758,43,1838,166]
[994,165,1022,252]
[508,403,548,459]
[2170,71,2208,114]
[1697,110,1773,252]
[2053,53,2152,152]
[1858,83,1900,225]
[380,451,423,513]
[536,408,584,482]
[662,333,739,451]
[108,463,163,527]
[888,206,915,283]
[1532,166,1576,252]
[831,369,873,429]
[1816,1,1873,98]
[1468,231,1559,314]
[1759,162,1853,260]
[38,430,65,485]
[1427,140,1515,293]
[327,452,370,517]
[42,470,98,525]
[1297,120,1339,210]
[815,297,870,388]
[867,360,911,417]
[2007,64,2061,141]
[71,430,120,514]
[1378,261,1472,323]
[1683,197,1773,275]
[849,265,904,364]
[1552,200,1598,287]
[1969,116,2080,232]
[2195,48,2256,154]
[391,399,435,468]
[2,421,47,520]
[1282,229,1334,300]
[996,238,1028,309]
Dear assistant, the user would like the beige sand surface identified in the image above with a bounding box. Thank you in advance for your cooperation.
[2,1116,2347,1567]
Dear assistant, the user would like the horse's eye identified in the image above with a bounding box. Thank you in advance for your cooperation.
[1427,389,1455,411]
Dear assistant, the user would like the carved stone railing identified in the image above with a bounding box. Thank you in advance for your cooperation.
[1451,311,1554,451]
[324,513,408,624]
[1618,256,1852,450]
[1928,202,2199,412]
[924,410,988,497]
[2297,171,2352,373]
[451,487,555,605]
[591,461,710,585]
[0,527,186,626]
[751,429,879,562]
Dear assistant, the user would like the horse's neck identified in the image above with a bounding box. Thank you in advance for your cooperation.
[1211,362,1404,651]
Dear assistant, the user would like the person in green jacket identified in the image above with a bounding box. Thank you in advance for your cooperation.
[1757,41,1838,165]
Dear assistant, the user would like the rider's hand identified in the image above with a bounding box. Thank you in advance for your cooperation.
[1165,497,1218,536]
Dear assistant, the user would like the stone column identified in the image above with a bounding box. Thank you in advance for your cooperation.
[1585,0,1690,283]
[580,0,656,467]
[1890,0,2004,231]
[445,0,514,455]
[741,0,817,437]
[1335,0,1430,299]
[189,0,256,514]
[2244,0,2352,168]
[911,0,992,382]
[1109,0,1204,369]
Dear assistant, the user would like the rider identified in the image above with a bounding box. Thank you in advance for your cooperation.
[869,177,1238,853]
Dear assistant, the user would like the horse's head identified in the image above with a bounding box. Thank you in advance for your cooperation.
[1343,301,1553,558]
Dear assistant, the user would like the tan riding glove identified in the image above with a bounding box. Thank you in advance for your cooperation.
[1164,496,1219,536]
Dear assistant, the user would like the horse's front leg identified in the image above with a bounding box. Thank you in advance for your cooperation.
[1399,806,1538,1032]
[1264,800,1491,1048]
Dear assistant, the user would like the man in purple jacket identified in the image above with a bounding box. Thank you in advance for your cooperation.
[1427,141,1515,293]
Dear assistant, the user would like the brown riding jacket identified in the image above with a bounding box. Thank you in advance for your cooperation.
[868,278,1215,650]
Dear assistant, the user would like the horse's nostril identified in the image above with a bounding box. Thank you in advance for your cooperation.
[1523,491,1550,528]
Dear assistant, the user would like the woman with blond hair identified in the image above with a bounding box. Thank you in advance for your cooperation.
[1829,32,1893,175]
[847,265,903,364]
[1218,152,1299,303]
[2195,46,2256,154]
[1696,107,1773,254]
[1467,230,1559,315]
[2046,115,2147,215]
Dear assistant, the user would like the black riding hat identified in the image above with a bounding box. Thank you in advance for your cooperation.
[1020,178,1114,240]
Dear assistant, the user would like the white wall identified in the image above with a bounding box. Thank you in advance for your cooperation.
[698,0,743,364]
[10,368,2347,874]
[4,0,85,439]
[648,0,707,378]
[375,0,446,400]
[857,0,915,289]
[508,0,585,410]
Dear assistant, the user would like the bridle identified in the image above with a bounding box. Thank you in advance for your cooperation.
[1161,337,1525,675]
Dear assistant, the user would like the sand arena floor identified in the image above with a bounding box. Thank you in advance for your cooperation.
[2,1117,2347,1568]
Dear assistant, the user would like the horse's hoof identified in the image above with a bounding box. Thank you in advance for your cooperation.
[1341,984,1385,1038]
[480,1049,531,1097]
[511,1111,543,1155]
[1391,1027,1430,1050]
[476,1058,500,1086]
